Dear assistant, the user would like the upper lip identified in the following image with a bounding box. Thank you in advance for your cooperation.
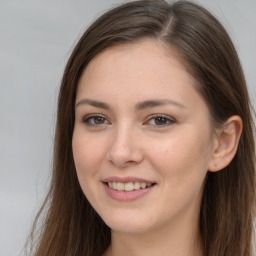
[102,176,156,184]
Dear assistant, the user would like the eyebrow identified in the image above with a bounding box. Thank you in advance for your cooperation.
[135,99,186,110]
[75,99,110,109]
[75,98,186,110]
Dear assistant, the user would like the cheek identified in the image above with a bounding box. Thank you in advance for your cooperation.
[72,129,110,206]
[148,127,211,188]
[72,129,107,180]
[149,131,211,218]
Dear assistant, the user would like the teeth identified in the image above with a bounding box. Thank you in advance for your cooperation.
[134,182,140,190]
[124,182,133,191]
[141,182,146,189]
[116,182,124,190]
[107,181,153,191]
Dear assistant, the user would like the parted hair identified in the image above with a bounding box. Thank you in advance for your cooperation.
[27,1,256,255]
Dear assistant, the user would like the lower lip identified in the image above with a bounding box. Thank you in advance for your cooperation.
[103,183,155,201]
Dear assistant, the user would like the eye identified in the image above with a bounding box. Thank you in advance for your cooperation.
[145,114,175,127]
[82,114,110,127]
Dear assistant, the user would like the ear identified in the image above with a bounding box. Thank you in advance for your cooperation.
[208,115,243,172]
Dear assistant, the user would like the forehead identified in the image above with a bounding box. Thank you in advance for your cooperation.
[76,39,206,112]
[82,39,188,76]
[78,40,194,89]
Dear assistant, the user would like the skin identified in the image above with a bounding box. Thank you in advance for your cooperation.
[72,39,242,256]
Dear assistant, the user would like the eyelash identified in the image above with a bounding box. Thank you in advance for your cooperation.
[145,114,176,127]
[82,114,110,127]
[82,114,176,128]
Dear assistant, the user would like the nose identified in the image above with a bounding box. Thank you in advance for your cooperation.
[106,125,144,168]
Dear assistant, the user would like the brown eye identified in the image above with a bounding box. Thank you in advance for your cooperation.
[82,115,110,127]
[94,116,105,124]
[154,116,168,125]
[146,115,175,127]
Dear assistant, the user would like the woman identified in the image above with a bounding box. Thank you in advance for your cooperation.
[27,0,256,255]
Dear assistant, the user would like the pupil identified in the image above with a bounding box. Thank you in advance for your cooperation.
[155,117,166,125]
[94,117,104,124]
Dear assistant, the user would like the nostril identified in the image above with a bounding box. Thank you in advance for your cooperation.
[108,159,137,168]
[126,160,136,165]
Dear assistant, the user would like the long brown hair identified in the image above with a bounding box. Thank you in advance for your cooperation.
[27,1,256,255]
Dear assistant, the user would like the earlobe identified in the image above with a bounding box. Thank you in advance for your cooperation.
[208,115,243,172]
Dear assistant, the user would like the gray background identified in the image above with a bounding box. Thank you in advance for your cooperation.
[0,1,255,255]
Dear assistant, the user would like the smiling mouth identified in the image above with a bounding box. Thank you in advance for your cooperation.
[105,181,155,191]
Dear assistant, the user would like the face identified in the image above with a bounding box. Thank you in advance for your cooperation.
[72,40,215,234]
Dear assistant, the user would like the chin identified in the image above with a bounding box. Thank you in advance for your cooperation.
[106,221,150,234]
[100,210,156,234]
